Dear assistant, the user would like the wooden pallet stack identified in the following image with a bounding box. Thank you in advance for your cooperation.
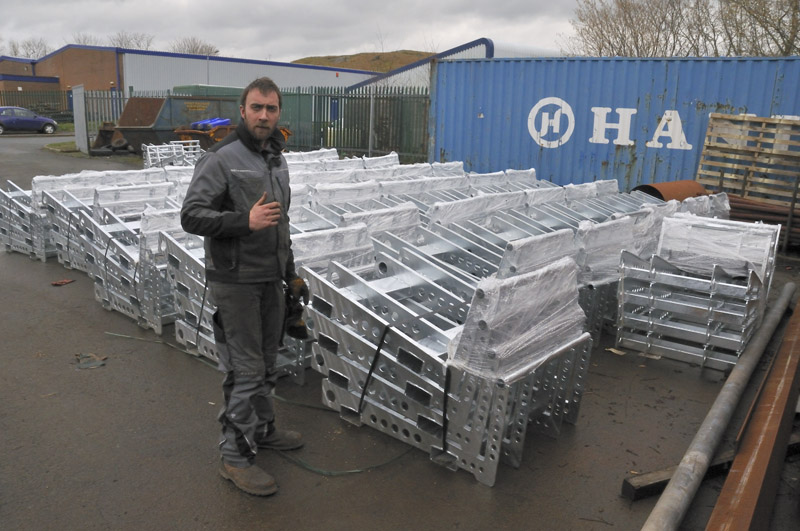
[695,113,800,250]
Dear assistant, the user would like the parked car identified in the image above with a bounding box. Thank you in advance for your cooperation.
[0,106,58,135]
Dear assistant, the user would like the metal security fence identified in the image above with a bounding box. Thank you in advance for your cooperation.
[0,90,74,122]
[281,86,429,163]
[72,86,430,161]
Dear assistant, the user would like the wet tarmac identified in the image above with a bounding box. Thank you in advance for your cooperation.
[1,136,798,530]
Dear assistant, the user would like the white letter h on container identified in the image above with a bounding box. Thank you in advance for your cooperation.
[589,107,637,145]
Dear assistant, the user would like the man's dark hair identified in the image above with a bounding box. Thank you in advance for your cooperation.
[240,77,282,109]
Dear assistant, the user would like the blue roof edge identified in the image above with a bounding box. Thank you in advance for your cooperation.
[345,37,495,90]
[32,44,379,75]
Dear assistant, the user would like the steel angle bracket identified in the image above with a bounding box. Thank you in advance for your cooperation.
[484,215,537,243]
[428,221,506,259]
[377,226,498,280]
[493,210,552,237]
[372,251,472,321]
[308,308,448,414]
[305,263,453,354]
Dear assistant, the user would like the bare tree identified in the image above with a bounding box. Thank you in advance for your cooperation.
[720,0,800,56]
[107,31,154,50]
[7,38,52,58]
[71,32,103,46]
[566,0,800,57]
[375,24,386,54]
[169,37,219,56]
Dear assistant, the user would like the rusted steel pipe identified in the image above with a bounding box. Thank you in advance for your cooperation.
[705,292,800,529]
[641,282,796,531]
[633,180,709,201]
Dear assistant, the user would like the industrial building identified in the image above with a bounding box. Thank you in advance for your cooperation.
[0,44,378,94]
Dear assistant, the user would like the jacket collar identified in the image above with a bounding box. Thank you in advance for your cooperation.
[235,121,286,157]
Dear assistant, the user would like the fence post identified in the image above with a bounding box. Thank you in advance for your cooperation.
[368,85,375,157]
[72,85,90,155]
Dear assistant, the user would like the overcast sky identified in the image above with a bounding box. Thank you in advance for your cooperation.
[1,0,579,64]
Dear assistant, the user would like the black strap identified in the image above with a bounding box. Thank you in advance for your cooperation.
[357,324,391,414]
[356,306,442,415]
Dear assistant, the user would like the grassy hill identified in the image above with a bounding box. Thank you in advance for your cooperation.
[292,50,433,73]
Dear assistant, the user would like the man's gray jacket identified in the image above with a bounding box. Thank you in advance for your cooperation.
[180,122,296,284]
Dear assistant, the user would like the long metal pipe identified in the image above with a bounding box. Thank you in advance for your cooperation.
[641,281,796,531]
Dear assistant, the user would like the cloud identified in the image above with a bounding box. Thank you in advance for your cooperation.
[1,0,578,62]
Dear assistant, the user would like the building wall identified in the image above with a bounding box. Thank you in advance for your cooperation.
[0,79,59,91]
[0,58,35,76]
[5,45,378,95]
[35,47,120,90]
[430,57,800,190]
[121,51,375,94]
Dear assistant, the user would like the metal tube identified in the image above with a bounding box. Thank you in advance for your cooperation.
[641,281,796,531]
[705,295,800,528]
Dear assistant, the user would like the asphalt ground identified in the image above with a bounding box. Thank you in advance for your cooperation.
[1,135,799,530]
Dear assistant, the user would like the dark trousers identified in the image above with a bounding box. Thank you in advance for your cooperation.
[209,280,284,467]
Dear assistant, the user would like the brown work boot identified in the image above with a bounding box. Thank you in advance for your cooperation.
[257,428,304,450]
[219,461,278,496]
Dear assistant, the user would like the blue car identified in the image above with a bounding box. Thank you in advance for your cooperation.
[0,106,58,135]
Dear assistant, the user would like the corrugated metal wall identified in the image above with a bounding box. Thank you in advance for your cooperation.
[122,52,375,94]
[430,57,800,190]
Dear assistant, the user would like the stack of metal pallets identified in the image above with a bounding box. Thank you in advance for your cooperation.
[2,181,55,261]
[303,243,592,486]
[616,214,779,370]
[31,168,189,333]
[297,177,685,485]
[142,140,205,168]
[3,146,747,486]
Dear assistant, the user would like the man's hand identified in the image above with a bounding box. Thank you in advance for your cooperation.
[249,192,281,231]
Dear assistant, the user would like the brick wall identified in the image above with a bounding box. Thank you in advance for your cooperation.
[36,48,121,90]
[0,59,35,76]
[0,80,60,91]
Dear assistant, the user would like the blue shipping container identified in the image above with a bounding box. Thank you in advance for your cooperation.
[429,57,800,190]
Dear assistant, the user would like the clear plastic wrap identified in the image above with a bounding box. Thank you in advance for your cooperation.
[324,157,365,171]
[620,207,659,259]
[574,216,634,286]
[363,152,399,169]
[680,195,711,216]
[431,161,465,177]
[595,179,620,196]
[31,168,168,208]
[709,192,731,219]
[524,186,566,206]
[139,207,182,256]
[289,184,312,209]
[657,213,780,281]
[290,169,358,185]
[352,168,402,182]
[379,176,469,197]
[286,160,326,172]
[503,168,537,184]
[283,147,339,162]
[339,202,421,237]
[466,171,507,187]
[496,228,576,279]
[448,256,586,382]
[426,192,527,226]
[162,165,195,183]
[564,182,598,203]
[391,163,434,179]
[291,222,375,271]
[311,181,382,206]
